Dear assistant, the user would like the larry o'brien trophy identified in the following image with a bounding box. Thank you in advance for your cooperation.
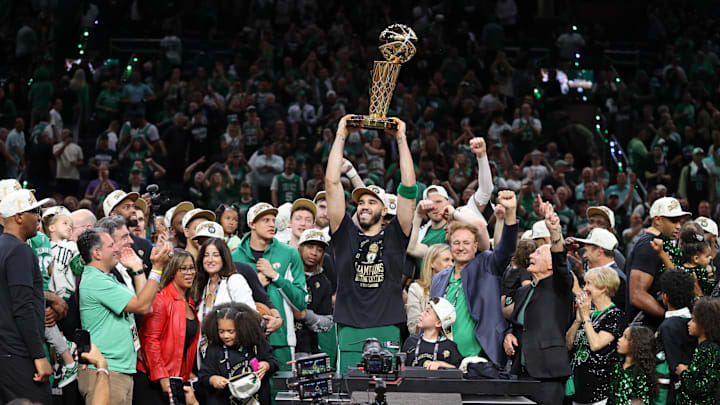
[347,24,417,130]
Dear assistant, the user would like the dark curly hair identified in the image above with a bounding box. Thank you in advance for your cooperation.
[627,326,659,399]
[692,297,720,343]
[201,302,265,348]
[660,270,695,310]
[679,224,710,263]
[512,239,536,268]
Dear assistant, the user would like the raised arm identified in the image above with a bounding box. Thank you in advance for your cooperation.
[325,115,358,234]
[444,205,491,252]
[469,137,494,214]
[407,200,433,259]
[388,118,416,236]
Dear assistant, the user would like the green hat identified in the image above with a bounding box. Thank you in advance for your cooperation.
[554,160,570,168]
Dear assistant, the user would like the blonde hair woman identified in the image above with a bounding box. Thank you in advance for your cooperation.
[406,244,453,333]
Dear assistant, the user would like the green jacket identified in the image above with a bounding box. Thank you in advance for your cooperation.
[233,234,307,348]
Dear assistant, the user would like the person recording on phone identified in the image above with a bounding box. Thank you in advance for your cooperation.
[76,227,172,405]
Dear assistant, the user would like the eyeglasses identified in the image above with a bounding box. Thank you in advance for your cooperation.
[178,266,196,274]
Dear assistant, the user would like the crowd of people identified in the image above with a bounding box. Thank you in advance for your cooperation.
[2,1,720,405]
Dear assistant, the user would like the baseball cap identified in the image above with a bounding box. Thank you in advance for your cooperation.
[0,189,51,218]
[247,202,278,225]
[228,114,239,123]
[42,206,72,219]
[291,198,316,219]
[103,190,140,217]
[275,202,292,231]
[298,228,329,247]
[384,194,398,216]
[649,197,691,218]
[531,221,551,239]
[134,198,147,215]
[696,216,719,237]
[553,160,570,168]
[164,201,194,229]
[0,179,22,201]
[352,185,386,206]
[313,191,326,204]
[575,228,618,251]
[182,208,216,230]
[692,147,705,155]
[423,185,449,201]
[587,206,616,229]
[191,221,224,240]
[429,297,456,336]
[520,230,534,240]
[246,105,257,112]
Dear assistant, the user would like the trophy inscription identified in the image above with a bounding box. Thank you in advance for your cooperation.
[347,24,417,130]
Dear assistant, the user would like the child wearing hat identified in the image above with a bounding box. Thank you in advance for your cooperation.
[402,297,463,369]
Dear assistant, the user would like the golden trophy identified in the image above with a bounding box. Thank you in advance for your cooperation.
[347,24,417,130]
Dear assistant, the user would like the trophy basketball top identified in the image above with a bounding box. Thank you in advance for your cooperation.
[378,24,417,64]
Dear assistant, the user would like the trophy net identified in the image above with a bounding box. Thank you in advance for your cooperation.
[369,61,401,118]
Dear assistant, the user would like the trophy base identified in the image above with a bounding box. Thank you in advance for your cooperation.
[346,115,397,130]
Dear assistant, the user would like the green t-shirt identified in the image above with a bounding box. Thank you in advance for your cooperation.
[79,266,138,374]
[29,233,52,291]
[29,81,53,110]
[95,89,122,120]
[447,276,482,358]
[416,225,447,270]
[274,173,302,205]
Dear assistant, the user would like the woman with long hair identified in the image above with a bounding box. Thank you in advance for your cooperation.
[135,249,200,403]
[607,325,659,404]
[406,244,453,333]
[192,238,255,364]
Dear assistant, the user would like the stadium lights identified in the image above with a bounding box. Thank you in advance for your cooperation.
[126,65,132,71]
[77,44,83,49]
[574,62,580,67]
[133,57,138,62]
[615,77,621,83]
[595,115,601,121]
[575,53,580,59]
[83,30,89,37]
[582,96,587,101]
[572,25,578,31]
[94,20,99,24]
[79,50,85,55]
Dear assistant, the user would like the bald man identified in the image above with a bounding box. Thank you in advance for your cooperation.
[70,209,97,242]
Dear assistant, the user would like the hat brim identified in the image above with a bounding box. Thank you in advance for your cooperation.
[134,198,147,214]
[184,210,216,228]
[586,207,613,225]
[660,211,692,218]
[248,208,278,224]
[29,198,53,212]
[313,191,326,204]
[574,237,616,251]
[352,187,385,205]
[108,192,140,216]
[292,199,316,218]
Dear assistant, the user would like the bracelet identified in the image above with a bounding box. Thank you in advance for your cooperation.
[129,269,144,277]
[148,272,162,283]
[583,320,592,325]
[96,368,109,376]
[151,269,163,275]
[551,236,562,244]
[397,183,418,199]
[345,167,358,179]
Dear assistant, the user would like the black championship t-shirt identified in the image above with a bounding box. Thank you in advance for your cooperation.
[625,232,664,322]
[330,214,408,328]
[402,334,463,368]
[0,233,45,357]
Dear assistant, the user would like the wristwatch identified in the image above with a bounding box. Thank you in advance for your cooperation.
[129,269,145,277]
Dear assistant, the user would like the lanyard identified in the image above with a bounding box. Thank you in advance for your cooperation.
[223,345,255,374]
[443,275,462,307]
[412,338,439,366]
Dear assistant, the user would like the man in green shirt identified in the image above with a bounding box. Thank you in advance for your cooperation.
[232,202,307,371]
[77,227,171,404]
[271,155,303,207]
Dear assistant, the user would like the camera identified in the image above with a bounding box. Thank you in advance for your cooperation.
[360,338,399,375]
[145,184,169,236]
[288,353,334,400]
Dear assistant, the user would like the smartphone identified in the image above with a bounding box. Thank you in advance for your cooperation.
[169,377,186,405]
[188,377,198,392]
[74,329,91,364]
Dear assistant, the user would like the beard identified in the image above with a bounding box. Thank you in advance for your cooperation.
[124,217,138,228]
[358,210,382,231]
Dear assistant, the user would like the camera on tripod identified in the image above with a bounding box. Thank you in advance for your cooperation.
[359,338,403,375]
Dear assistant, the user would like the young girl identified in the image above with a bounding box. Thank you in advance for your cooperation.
[199,302,279,405]
[607,325,659,405]
[41,206,82,387]
[403,297,462,370]
[672,227,715,296]
[215,204,241,253]
[675,297,720,404]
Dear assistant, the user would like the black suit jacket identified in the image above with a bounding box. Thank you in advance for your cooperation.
[509,251,575,379]
[131,234,153,274]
